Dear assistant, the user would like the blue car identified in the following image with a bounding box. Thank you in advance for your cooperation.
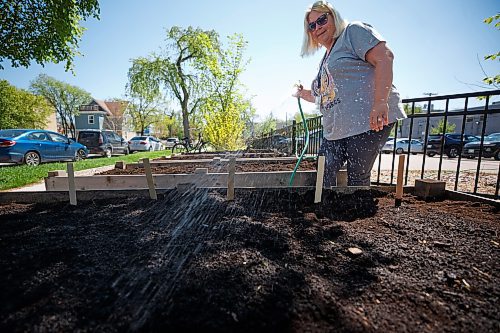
[0,129,88,166]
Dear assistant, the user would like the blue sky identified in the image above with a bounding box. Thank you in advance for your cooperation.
[1,0,499,121]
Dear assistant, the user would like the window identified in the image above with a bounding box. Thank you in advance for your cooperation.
[88,115,95,124]
[27,132,49,141]
[48,133,68,143]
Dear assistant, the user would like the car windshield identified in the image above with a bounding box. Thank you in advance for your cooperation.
[166,138,177,142]
[131,137,147,140]
[0,129,29,138]
[485,134,500,141]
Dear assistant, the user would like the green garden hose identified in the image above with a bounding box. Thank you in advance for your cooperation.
[288,96,310,187]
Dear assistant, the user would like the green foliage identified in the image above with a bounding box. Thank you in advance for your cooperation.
[255,114,278,136]
[30,74,92,138]
[128,27,253,148]
[199,34,252,150]
[126,61,171,135]
[128,26,221,141]
[403,103,423,115]
[202,95,249,150]
[0,80,53,129]
[0,0,100,71]
[431,119,456,135]
[482,14,500,87]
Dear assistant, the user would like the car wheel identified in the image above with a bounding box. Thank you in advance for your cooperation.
[446,146,459,158]
[104,148,112,158]
[75,149,86,161]
[396,148,404,154]
[494,150,500,161]
[24,151,41,166]
[427,152,436,157]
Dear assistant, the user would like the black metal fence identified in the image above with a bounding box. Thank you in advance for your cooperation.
[250,90,500,199]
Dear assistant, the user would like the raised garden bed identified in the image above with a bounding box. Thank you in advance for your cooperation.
[0,189,498,332]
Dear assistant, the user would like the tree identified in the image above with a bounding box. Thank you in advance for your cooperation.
[125,96,169,136]
[103,99,129,134]
[0,80,53,129]
[30,74,92,138]
[128,27,220,141]
[431,119,456,135]
[154,111,183,138]
[482,14,500,88]
[255,113,278,136]
[0,0,100,71]
[126,60,172,136]
[199,34,252,150]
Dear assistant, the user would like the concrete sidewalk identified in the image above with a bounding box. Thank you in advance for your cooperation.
[4,165,115,192]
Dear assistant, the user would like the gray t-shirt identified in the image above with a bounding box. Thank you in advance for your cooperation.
[311,21,406,141]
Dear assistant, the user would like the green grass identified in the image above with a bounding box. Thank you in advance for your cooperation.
[0,150,170,191]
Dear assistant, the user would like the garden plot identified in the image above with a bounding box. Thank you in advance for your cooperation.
[44,156,321,191]
[0,189,498,332]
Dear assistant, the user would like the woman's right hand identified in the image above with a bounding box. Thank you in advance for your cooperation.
[293,85,315,103]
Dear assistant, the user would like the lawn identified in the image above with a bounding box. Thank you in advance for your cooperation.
[0,150,169,191]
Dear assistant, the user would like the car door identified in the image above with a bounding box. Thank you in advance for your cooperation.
[115,133,127,152]
[47,132,73,159]
[103,131,118,151]
[410,139,423,153]
[27,131,54,160]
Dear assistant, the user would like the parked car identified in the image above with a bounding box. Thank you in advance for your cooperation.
[462,133,500,160]
[77,129,129,157]
[382,138,424,155]
[296,128,324,155]
[128,136,163,153]
[426,133,480,158]
[0,129,88,166]
[163,137,180,148]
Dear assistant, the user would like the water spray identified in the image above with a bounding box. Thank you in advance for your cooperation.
[289,83,310,187]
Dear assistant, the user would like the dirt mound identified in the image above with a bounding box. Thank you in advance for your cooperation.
[0,189,498,332]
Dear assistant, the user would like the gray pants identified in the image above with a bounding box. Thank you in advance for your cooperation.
[319,124,394,187]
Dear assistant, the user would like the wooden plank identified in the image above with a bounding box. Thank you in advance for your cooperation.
[45,170,319,191]
[315,156,325,203]
[143,158,157,200]
[395,154,405,207]
[227,157,235,200]
[67,162,77,206]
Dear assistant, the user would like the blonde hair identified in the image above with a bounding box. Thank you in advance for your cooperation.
[300,1,348,57]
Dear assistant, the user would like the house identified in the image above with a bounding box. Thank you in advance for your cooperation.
[75,99,112,131]
[75,99,135,139]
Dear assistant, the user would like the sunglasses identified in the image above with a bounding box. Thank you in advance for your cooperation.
[308,13,329,31]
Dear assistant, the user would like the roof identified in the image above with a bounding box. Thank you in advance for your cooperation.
[104,101,129,117]
[94,99,112,116]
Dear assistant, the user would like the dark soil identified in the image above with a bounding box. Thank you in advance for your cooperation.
[0,189,498,332]
[101,160,318,175]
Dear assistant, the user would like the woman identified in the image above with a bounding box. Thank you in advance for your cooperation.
[295,1,406,187]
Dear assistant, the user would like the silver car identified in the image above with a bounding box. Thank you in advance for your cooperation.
[128,136,162,153]
[382,138,424,155]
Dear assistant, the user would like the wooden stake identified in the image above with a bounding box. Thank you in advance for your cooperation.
[67,162,77,206]
[315,155,325,203]
[395,154,405,207]
[227,157,235,201]
[143,158,157,200]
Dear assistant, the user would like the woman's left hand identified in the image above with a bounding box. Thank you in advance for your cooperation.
[370,102,389,131]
